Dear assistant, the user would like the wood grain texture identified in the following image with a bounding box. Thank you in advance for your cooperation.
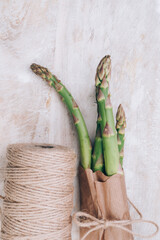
[0,0,160,239]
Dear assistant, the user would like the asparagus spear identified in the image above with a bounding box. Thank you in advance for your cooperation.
[105,94,117,133]
[103,122,119,175]
[95,56,120,176]
[92,56,111,172]
[97,89,106,131]
[30,63,92,169]
[95,55,111,95]
[116,104,126,167]
[92,116,104,172]
[104,94,120,175]
[96,56,110,132]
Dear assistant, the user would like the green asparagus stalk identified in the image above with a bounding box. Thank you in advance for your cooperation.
[92,115,104,172]
[92,80,104,172]
[96,56,110,131]
[30,63,92,169]
[104,94,120,175]
[97,89,106,132]
[95,55,111,93]
[103,122,119,175]
[116,104,126,167]
[96,56,110,133]
[92,56,111,172]
[95,56,120,176]
[105,94,116,133]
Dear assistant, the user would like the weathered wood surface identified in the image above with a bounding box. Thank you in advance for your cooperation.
[0,1,160,239]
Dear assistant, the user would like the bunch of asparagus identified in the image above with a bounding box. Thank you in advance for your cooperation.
[31,55,126,176]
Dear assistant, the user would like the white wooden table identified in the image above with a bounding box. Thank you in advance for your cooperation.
[0,1,160,239]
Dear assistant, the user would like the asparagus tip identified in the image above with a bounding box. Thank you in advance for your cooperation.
[30,63,37,71]
[97,55,111,81]
[116,104,126,129]
[30,63,53,81]
[116,104,125,121]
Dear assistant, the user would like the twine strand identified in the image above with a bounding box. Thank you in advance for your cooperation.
[73,199,159,240]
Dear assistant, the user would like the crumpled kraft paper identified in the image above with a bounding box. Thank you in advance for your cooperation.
[79,166,133,240]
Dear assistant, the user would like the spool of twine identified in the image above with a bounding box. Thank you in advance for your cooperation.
[1,143,76,240]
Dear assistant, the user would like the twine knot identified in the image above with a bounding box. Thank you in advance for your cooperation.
[103,221,110,229]
[73,200,159,240]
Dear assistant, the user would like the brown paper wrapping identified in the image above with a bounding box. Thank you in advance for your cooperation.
[79,166,133,240]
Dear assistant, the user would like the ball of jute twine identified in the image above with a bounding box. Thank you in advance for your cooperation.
[1,143,76,240]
